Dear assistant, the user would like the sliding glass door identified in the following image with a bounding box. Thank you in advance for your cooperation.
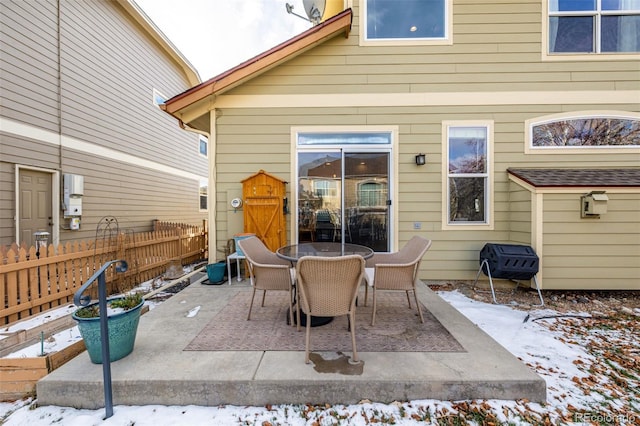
[297,147,390,252]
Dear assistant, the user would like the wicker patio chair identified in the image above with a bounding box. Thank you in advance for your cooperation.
[295,254,365,364]
[237,236,295,325]
[364,236,432,326]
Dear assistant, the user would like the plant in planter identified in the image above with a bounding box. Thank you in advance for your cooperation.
[72,293,144,364]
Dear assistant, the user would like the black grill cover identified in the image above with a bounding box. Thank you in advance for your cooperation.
[479,243,539,280]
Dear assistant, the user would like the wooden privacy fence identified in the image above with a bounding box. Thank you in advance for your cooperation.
[0,221,207,326]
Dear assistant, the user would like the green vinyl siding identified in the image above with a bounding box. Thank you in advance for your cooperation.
[206,0,639,288]
[541,193,640,290]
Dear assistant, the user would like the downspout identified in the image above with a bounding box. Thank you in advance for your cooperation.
[57,0,62,166]
[54,0,62,245]
[177,119,216,264]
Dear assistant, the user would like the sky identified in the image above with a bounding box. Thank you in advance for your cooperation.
[133,0,313,81]
[2,288,638,425]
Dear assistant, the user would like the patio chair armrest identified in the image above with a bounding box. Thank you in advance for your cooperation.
[250,261,291,270]
[365,252,399,267]
[372,262,420,289]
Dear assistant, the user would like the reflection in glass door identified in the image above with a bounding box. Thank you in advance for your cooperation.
[344,152,389,252]
[298,152,342,244]
[297,151,389,252]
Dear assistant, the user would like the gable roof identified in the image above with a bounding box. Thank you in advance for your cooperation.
[161,8,353,120]
[508,168,640,188]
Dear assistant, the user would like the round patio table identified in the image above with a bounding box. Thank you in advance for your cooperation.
[276,242,374,263]
[276,242,373,327]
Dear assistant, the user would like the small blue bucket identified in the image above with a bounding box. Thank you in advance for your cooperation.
[206,262,226,283]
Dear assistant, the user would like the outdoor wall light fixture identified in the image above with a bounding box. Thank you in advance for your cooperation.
[415,153,426,166]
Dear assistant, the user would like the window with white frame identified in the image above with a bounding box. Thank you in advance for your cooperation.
[548,0,640,54]
[358,181,386,207]
[530,114,640,148]
[314,180,338,198]
[445,125,490,225]
[199,179,208,211]
[199,135,208,157]
[153,89,167,106]
[363,0,449,41]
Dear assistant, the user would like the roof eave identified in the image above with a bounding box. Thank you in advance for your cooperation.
[162,8,353,116]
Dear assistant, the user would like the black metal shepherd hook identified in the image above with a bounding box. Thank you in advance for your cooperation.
[74,259,128,420]
[94,216,120,265]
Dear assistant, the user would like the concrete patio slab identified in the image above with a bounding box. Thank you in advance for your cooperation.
[36,276,545,408]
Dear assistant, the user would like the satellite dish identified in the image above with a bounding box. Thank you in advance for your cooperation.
[303,0,325,24]
[285,0,325,25]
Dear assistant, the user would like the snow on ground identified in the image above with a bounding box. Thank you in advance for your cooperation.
[1,289,638,425]
[1,277,169,358]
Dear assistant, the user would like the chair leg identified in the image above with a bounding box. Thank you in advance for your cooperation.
[363,281,369,307]
[261,289,267,307]
[296,290,301,332]
[413,290,424,323]
[305,314,312,364]
[371,288,377,326]
[247,287,257,321]
[405,290,412,309]
[349,311,358,362]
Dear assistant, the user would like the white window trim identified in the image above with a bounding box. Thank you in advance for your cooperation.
[441,120,494,231]
[198,135,208,159]
[357,179,386,207]
[541,0,640,61]
[198,178,208,212]
[525,110,640,154]
[359,0,453,47]
[153,88,167,106]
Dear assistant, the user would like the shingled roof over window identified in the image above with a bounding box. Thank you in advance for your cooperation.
[507,168,640,187]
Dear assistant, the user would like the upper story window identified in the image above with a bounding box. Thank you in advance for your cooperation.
[362,0,451,44]
[527,113,640,151]
[548,0,640,54]
[442,122,494,229]
[314,180,338,198]
[153,89,167,106]
[199,179,208,211]
[199,135,208,158]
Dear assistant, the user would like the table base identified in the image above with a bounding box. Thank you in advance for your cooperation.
[286,307,333,327]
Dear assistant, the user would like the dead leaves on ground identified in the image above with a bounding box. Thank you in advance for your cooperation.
[537,311,640,422]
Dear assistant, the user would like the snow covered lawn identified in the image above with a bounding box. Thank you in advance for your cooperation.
[1,289,638,425]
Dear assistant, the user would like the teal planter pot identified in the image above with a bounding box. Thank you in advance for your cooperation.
[73,297,144,364]
[206,261,226,283]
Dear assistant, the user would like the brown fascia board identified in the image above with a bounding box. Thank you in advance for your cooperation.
[161,9,352,116]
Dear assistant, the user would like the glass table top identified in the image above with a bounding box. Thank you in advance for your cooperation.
[276,242,374,262]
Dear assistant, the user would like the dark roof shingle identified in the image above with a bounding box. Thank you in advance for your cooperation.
[507,168,640,187]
